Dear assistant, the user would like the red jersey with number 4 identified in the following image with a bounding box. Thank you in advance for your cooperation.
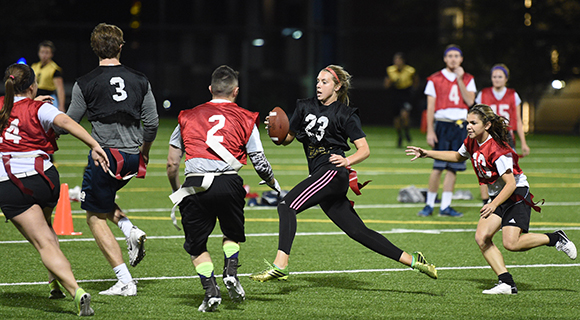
[178,101,259,164]
[464,135,523,186]
[0,97,58,153]
[427,71,474,111]
[479,87,518,131]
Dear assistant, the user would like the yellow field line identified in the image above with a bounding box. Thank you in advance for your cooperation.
[64,214,580,227]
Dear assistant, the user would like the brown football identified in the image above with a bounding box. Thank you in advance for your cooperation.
[267,107,289,145]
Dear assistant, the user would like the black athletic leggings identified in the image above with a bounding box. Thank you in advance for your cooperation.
[277,165,404,261]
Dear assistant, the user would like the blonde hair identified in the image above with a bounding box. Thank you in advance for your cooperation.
[323,65,352,106]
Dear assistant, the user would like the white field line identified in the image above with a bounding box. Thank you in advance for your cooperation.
[2,226,580,244]
[2,263,579,287]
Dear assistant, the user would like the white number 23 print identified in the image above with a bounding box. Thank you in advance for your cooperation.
[304,114,329,141]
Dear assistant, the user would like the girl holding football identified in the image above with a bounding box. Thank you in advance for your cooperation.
[406,104,576,294]
[250,65,437,282]
[475,64,530,205]
[0,63,109,315]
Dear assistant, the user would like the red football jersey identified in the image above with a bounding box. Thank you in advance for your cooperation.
[479,87,518,131]
[463,135,523,186]
[0,97,58,154]
[178,101,259,164]
[427,71,474,111]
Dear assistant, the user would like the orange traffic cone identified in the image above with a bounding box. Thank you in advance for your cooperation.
[53,183,82,236]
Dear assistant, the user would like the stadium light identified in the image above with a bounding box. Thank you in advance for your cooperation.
[551,80,565,90]
[252,38,265,47]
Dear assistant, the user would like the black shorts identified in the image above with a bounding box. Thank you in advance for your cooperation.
[179,174,246,256]
[80,149,139,213]
[492,187,532,233]
[433,121,467,172]
[0,166,60,220]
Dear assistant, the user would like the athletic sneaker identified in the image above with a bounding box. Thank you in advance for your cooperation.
[74,288,95,316]
[482,281,518,294]
[127,226,147,267]
[555,230,577,260]
[417,205,433,217]
[99,280,137,296]
[249,260,288,282]
[411,252,437,279]
[223,257,245,302]
[439,206,463,217]
[198,277,221,312]
[48,280,66,299]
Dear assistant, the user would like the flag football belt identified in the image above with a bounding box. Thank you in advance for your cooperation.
[509,192,544,213]
[1,154,54,196]
[168,171,238,230]
[107,148,147,180]
[347,166,371,207]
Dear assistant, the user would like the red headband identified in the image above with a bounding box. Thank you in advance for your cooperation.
[325,67,340,84]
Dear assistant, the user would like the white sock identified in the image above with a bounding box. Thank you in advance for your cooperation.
[113,263,133,284]
[440,191,453,210]
[426,192,437,207]
[118,217,134,238]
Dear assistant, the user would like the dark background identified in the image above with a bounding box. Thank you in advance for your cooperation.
[2,0,580,129]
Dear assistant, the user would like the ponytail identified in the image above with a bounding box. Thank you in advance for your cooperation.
[1,64,36,132]
[324,65,352,106]
[468,104,510,149]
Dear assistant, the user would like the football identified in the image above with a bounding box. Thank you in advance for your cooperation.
[267,106,289,145]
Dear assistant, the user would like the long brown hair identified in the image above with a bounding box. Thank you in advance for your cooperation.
[1,64,36,132]
[323,65,352,106]
[468,104,510,149]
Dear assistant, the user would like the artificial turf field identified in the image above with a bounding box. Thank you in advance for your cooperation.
[1,119,579,319]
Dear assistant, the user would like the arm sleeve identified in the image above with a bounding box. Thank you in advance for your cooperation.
[245,125,264,153]
[168,125,183,150]
[38,103,63,132]
[475,91,482,104]
[141,83,159,143]
[496,154,514,176]
[66,82,88,123]
[248,151,274,183]
[344,112,366,142]
[457,144,470,158]
[424,80,435,97]
[54,82,86,134]
[467,78,477,92]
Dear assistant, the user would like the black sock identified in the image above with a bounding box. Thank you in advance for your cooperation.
[545,232,559,246]
[498,272,515,287]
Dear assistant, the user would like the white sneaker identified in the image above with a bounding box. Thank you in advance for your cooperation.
[555,230,577,260]
[223,276,245,303]
[127,226,147,267]
[99,280,137,296]
[482,281,517,295]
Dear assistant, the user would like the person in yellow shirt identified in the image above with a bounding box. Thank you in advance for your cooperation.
[31,41,65,112]
[384,52,419,147]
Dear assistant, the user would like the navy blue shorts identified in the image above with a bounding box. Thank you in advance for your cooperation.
[433,121,467,172]
[80,149,140,213]
[0,166,60,220]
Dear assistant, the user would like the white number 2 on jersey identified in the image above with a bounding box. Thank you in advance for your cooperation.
[448,84,460,105]
[207,115,226,142]
[0,119,21,144]
[110,77,128,102]
[304,114,329,141]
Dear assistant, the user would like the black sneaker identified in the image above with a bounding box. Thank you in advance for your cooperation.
[198,276,221,312]
[223,257,245,303]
